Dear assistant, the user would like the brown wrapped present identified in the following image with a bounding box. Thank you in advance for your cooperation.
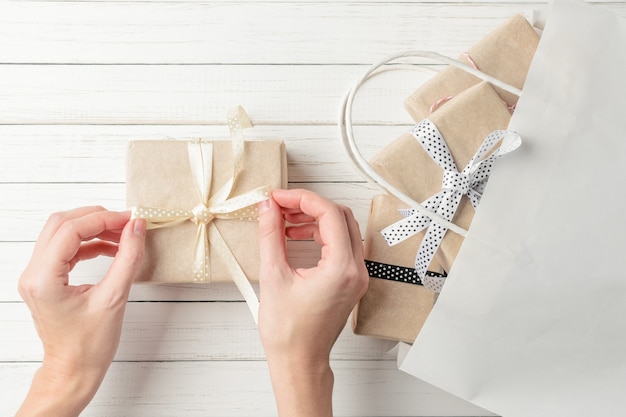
[127,111,287,285]
[353,81,513,342]
[353,194,438,343]
[405,14,539,121]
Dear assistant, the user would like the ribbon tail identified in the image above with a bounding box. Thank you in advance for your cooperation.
[382,192,446,246]
[211,185,271,219]
[414,221,447,285]
[193,224,211,283]
[381,213,431,246]
[467,189,482,209]
[208,223,259,324]
[414,191,461,287]
[207,178,235,208]
[227,106,251,181]
[498,131,522,155]
[422,272,447,293]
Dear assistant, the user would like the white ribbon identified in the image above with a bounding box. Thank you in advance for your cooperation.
[381,119,521,292]
[131,107,269,323]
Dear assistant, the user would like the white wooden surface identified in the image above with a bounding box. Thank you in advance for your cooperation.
[1,1,624,416]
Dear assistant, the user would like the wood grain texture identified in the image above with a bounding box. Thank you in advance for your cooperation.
[0,125,409,183]
[0,64,435,124]
[0,361,494,417]
[0,302,399,361]
[1,1,621,65]
[0,2,536,64]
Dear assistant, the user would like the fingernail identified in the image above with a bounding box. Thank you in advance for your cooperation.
[258,199,271,214]
[133,218,146,237]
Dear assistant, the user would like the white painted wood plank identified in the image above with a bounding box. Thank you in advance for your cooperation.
[0,241,322,302]
[0,64,436,124]
[6,0,500,3]
[0,302,398,361]
[0,361,494,417]
[0,182,378,241]
[0,125,408,183]
[0,2,537,64]
[19,0,616,3]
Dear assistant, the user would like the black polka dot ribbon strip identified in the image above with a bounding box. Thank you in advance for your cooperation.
[365,260,447,287]
[379,119,521,292]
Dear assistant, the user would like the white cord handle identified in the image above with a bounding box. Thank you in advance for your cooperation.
[338,51,521,237]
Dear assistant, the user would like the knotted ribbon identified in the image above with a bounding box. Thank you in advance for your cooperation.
[131,107,270,323]
[381,119,521,292]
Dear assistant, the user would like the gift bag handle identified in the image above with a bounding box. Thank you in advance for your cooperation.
[338,51,522,237]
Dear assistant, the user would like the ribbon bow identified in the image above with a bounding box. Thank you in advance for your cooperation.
[381,119,521,292]
[131,107,271,323]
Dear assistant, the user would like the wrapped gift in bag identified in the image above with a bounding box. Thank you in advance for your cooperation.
[345,79,520,342]
[367,81,512,278]
[400,0,626,416]
[341,13,538,342]
[405,14,539,121]
[353,194,437,342]
[127,107,287,321]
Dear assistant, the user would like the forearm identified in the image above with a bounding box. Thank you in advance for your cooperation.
[267,356,334,417]
[15,363,103,417]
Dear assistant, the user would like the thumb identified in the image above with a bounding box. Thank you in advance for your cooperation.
[258,197,289,278]
[99,218,146,298]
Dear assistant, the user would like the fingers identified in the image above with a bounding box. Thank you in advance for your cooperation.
[98,218,146,298]
[285,210,359,253]
[286,224,323,245]
[33,206,109,258]
[342,206,369,297]
[21,209,132,296]
[96,229,125,244]
[283,211,316,225]
[46,211,132,266]
[271,189,353,264]
[271,189,337,220]
[257,198,290,280]
[342,206,365,264]
[68,241,119,272]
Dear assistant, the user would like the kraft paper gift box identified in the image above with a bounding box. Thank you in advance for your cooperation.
[353,81,512,342]
[353,194,438,343]
[405,14,539,122]
[127,139,287,284]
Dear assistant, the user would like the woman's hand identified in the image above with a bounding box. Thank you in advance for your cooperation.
[16,207,146,417]
[257,189,369,417]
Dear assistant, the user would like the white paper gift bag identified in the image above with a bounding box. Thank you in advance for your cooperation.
[400,0,626,416]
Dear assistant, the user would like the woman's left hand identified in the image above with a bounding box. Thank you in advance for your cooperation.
[16,207,146,417]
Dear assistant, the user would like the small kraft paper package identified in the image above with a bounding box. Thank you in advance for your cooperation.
[405,14,539,122]
[127,107,287,320]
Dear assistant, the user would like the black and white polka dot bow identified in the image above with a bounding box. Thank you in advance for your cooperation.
[381,119,521,292]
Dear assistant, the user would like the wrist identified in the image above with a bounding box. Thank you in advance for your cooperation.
[266,355,334,417]
[266,352,331,375]
[16,361,105,417]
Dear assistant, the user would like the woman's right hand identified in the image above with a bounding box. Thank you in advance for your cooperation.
[257,189,368,417]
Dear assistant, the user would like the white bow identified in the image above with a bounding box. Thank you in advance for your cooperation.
[381,119,521,292]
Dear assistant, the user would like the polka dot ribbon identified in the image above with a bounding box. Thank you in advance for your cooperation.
[365,259,447,288]
[380,119,521,293]
[131,106,270,323]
